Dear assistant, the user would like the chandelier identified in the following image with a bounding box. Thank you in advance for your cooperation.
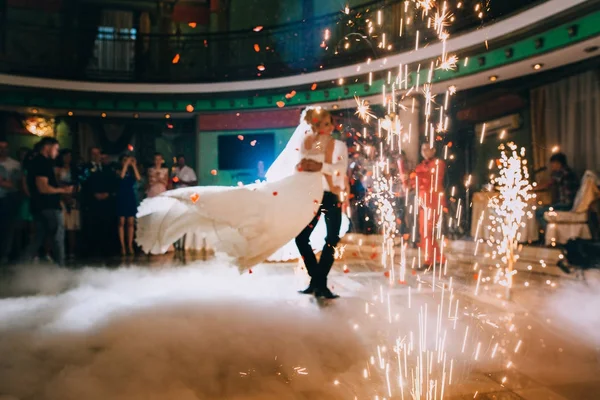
[24,116,55,137]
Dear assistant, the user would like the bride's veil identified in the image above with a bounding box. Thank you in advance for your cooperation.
[265,113,314,183]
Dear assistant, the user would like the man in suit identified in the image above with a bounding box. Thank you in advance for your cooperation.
[81,147,117,258]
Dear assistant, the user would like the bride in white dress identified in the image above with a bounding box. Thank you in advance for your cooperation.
[136,107,348,270]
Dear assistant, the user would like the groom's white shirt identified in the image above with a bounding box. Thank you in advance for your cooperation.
[321,140,348,192]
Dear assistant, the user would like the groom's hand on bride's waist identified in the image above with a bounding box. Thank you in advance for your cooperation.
[297,159,322,172]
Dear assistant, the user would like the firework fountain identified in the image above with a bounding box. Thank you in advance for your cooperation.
[485,143,534,301]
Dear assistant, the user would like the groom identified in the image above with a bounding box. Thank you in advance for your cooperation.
[295,134,349,299]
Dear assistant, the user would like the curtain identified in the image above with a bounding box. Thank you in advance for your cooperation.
[531,69,600,176]
[90,10,136,74]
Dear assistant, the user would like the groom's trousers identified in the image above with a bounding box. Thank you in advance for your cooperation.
[295,191,342,289]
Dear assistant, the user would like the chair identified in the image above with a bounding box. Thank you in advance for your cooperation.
[544,170,600,245]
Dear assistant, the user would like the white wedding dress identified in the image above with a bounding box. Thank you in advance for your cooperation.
[136,123,344,270]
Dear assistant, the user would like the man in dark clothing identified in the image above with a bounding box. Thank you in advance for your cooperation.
[535,153,580,233]
[81,147,117,258]
[21,137,73,266]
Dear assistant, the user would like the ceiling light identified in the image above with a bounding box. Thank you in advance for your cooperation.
[533,63,543,70]
[489,75,498,82]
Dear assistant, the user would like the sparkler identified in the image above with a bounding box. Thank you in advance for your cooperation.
[487,142,534,300]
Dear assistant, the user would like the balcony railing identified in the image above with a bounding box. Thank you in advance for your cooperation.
[0,0,545,83]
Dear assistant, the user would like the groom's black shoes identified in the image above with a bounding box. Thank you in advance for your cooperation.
[298,285,316,295]
[315,287,340,299]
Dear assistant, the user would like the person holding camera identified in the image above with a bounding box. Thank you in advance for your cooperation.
[21,137,73,266]
[116,154,141,256]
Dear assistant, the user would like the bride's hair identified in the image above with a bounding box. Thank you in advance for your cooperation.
[300,106,332,129]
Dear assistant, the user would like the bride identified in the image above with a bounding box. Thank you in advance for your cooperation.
[136,107,349,270]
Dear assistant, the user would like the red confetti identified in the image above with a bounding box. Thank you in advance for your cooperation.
[210,169,218,176]
[186,104,194,112]
[272,191,278,196]
[249,269,253,274]
[172,176,179,183]
[343,267,350,273]
[257,65,265,71]
[172,54,180,64]
[370,253,378,260]
[412,270,417,276]
[253,26,263,32]
[384,271,390,278]
[190,193,199,203]
[473,273,479,281]
[238,135,244,140]
[398,280,406,285]
[311,83,317,90]
[188,22,197,28]
[276,101,285,108]
[127,144,134,151]
[253,44,260,52]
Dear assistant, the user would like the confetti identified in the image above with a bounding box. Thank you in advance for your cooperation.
[276,101,285,108]
[190,193,199,203]
[210,169,217,176]
[172,54,180,64]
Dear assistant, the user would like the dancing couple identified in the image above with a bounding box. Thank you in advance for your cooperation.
[136,107,348,299]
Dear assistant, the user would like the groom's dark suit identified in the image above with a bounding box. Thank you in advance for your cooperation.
[295,191,343,291]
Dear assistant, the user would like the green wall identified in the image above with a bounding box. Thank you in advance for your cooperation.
[228,0,302,30]
[312,0,373,17]
[473,109,533,190]
[197,127,295,186]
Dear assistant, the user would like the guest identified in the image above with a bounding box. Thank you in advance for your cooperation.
[55,149,80,260]
[147,152,169,197]
[116,155,141,255]
[412,143,446,266]
[0,138,21,264]
[171,154,197,189]
[21,137,73,266]
[81,147,117,258]
[535,152,580,234]
[14,148,34,256]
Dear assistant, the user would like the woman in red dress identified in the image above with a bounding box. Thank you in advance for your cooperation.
[412,143,446,266]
